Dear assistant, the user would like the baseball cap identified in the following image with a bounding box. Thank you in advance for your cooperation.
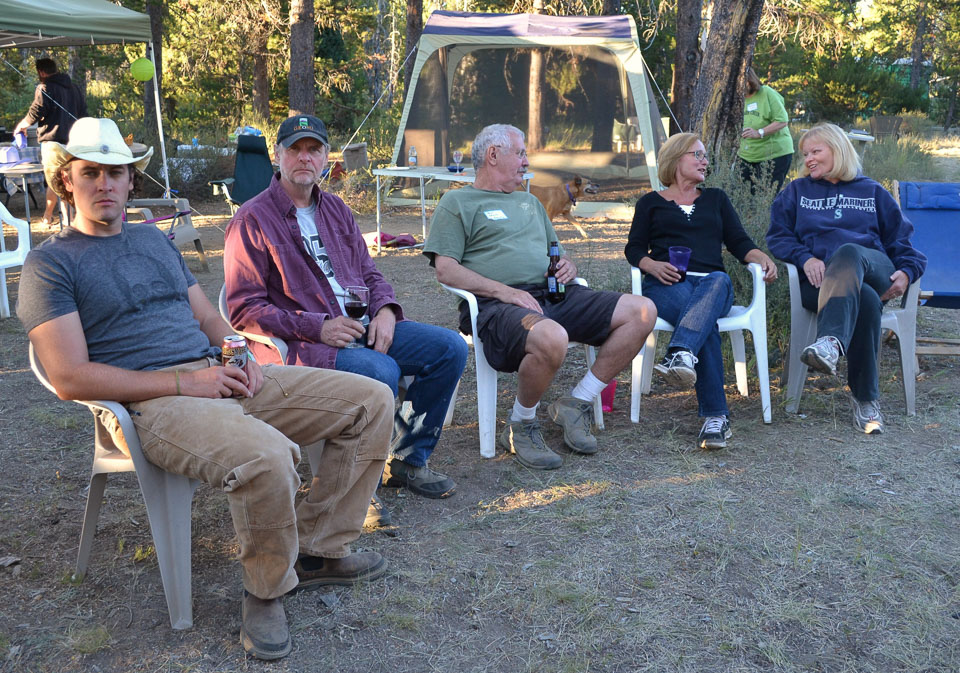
[276,115,329,148]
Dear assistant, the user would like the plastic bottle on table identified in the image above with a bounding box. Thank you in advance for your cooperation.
[408,145,417,168]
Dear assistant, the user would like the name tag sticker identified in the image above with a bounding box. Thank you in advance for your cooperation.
[746,102,759,112]
[484,209,508,220]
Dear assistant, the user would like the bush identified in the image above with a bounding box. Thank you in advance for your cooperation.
[861,136,942,193]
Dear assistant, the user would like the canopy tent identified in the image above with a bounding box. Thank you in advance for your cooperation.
[394,10,667,196]
[0,0,171,193]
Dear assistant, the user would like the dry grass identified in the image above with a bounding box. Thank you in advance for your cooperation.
[0,204,958,672]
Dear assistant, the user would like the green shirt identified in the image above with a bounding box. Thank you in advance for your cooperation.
[424,185,564,286]
[739,85,793,163]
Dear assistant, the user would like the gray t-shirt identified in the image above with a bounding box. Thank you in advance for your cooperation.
[17,223,218,371]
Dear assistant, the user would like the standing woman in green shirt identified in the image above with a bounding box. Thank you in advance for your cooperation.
[739,68,794,192]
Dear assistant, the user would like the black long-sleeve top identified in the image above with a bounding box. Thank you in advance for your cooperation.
[625,188,758,273]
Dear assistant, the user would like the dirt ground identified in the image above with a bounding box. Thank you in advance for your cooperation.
[0,193,958,673]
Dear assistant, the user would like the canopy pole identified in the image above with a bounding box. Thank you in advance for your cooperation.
[147,42,171,196]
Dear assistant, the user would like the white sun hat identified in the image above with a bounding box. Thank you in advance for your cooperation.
[42,118,153,197]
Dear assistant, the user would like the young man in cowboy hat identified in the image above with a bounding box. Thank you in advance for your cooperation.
[17,118,395,661]
[223,114,467,511]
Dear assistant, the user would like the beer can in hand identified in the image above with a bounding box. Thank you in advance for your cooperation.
[222,335,248,369]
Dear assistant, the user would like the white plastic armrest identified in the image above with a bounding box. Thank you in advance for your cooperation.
[745,262,765,308]
[439,283,479,316]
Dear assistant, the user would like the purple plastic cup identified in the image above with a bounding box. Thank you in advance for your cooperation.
[668,246,692,282]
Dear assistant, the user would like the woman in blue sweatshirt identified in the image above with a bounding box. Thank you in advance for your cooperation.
[767,123,926,434]
[626,133,777,449]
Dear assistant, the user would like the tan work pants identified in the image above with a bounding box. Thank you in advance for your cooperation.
[126,360,393,598]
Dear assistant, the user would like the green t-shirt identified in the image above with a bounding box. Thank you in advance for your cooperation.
[739,85,794,163]
[424,185,564,286]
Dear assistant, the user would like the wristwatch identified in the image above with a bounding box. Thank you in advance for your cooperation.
[758,128,765,138]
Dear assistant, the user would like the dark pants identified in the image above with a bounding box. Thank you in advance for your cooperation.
[799,243,894,402]
[740,153,793,193]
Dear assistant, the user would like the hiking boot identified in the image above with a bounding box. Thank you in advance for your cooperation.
[290,551,387,594]
[801,336,841,376]
[547,397,598,455]
[382,458,456,499]
[851,397,884,434]
[654,349,698,388]
[698,416,732,449]
[499,419,563,470]
[241,591,291,660]
[364,494,392,530]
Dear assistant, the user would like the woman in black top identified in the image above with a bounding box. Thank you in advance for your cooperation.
[625,132,777,449]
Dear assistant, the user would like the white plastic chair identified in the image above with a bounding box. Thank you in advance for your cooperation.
[629,263,772,424]
[0,200,30,318]
[784,263,921,415]
[28,344,200,630]
[218,284,289,362]
[439,278,604,459]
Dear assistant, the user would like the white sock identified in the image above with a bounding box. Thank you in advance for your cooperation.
[571,370,607,402]
[510,398,538,422]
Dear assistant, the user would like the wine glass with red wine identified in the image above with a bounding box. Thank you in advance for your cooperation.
[344,286,369,348]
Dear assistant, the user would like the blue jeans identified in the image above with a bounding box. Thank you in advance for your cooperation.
[335,320,467,466]
[798,243,894,402]
[643,272,735,417]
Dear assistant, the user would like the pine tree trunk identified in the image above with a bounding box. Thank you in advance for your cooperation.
[143,0,163,133]
[69,47,85,100]
[252,31,270,120]
[527,50,544,150]
[909,4,927,91]
[526,0,545,150]
[943,83,958,130]
[404,0,423,96]
[690,0,764,155]
[288,0,315,115]
[672,0,702,134]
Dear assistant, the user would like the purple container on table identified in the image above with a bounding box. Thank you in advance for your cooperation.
[668,246,692,282]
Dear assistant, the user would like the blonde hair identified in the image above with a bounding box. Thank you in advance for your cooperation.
[745,68,762,95]
[656,132,701,187]
[798,123,861,182]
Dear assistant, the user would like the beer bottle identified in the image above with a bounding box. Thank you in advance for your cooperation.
[546,240,565,303]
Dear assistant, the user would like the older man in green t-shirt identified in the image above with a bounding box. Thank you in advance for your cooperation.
[424,124,657,470]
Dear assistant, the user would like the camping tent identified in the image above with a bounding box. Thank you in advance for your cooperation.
[0,0,171,194]
[394,10,666,194]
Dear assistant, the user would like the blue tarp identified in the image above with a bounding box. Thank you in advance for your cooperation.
[423,10,635,40]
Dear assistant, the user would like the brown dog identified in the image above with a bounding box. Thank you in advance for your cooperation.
[529,176,600,238]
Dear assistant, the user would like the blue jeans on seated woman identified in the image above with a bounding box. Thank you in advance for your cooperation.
[642,272,735,418]
[798,243,894,403]
[335,320,467,467]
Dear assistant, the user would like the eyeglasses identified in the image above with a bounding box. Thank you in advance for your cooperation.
[495,145,528,159]
[686,150,708,161]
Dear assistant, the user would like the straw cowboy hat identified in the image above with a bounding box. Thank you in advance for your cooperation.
[42,117,153,198]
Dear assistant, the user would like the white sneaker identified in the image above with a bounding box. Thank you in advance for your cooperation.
[851,397,884,434]
[801,336,841,376]
[654,349,698,388]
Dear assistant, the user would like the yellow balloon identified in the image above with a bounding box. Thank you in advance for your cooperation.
[130,58,155,82]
